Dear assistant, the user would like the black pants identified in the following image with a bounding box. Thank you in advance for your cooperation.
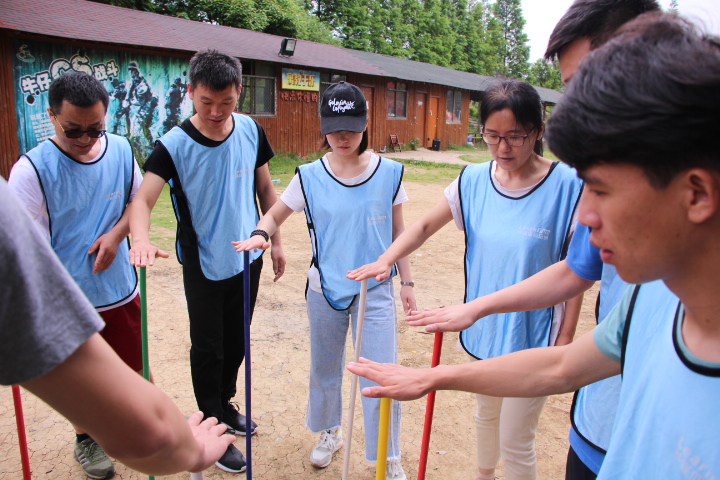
[183,253,263,420]
[565,446,598,480]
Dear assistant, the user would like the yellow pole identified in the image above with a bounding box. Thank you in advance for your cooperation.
[375,397,392,480]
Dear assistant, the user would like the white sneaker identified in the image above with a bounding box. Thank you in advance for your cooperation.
[386,458,407,480]
[309,428,343,468]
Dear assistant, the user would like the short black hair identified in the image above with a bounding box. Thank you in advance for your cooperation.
[48,72,109,114]
[321,130,369,155]
[480,80,544,156]
[189,49,242,91]
[546,13,720,188]
[544,0,660,61]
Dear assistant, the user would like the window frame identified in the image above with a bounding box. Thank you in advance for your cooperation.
[387,81,408,119]
[238,74,277,117]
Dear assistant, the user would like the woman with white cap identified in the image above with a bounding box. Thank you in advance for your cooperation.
[233,81,415,480]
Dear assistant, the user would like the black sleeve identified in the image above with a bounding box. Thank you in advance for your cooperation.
[143,141,177,182]
[254,120,275,169]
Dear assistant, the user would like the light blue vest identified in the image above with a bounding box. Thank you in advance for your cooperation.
[24,135,137,308]
[298,157,403,310]
[600,280,720,479]
[459,161,583,359]
[570,264,627,472]
[160,113,261,280]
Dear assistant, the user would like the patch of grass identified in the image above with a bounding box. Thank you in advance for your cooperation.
[392,158,464,183]
[267,151,324,186]
[459,151,494,164]
[148,184,178,252]
[448,143,481,152]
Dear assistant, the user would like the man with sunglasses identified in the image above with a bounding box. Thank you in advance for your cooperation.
[9,71,143,480]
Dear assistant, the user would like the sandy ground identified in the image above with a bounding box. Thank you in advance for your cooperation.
[0,155,599,480]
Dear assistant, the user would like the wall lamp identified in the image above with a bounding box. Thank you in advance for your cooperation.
[279,38,297,57]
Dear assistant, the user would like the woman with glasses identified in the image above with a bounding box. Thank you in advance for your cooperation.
[348,79,584,480]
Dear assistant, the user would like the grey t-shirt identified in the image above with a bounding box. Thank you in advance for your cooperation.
[0,178,104,385]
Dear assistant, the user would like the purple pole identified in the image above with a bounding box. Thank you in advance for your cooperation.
[243,251,253,479]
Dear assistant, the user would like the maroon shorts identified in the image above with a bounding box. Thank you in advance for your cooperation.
[99,293,143,372]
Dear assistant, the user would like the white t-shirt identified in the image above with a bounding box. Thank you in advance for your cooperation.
[280,154,408,293]
[8,136,143,311]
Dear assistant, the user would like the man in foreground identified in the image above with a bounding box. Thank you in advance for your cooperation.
[349,13,720,478]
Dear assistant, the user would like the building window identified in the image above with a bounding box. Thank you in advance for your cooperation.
[387,81,407,118]
[318,72,347,116]
[238,75,276,116]
[446,90,463,123]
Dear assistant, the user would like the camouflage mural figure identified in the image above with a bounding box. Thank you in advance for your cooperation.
[162,75,187,135]
[109,78,130,136]
[127,61,158,153]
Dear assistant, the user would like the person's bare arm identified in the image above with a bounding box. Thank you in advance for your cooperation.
[391,203,416,313]
[88,207,131,273]
[406,260,595,333]
[128,172,169,267]
[232,199,294,252]
[555,292,584,346]
[22,333,234,475]
[255,163,286,281]
[347,197,454,282]
[347,329,619,401]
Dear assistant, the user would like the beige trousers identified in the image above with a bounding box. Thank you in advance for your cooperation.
[474,393,548,480]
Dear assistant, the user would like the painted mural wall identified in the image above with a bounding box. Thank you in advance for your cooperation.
[13,39,192,161]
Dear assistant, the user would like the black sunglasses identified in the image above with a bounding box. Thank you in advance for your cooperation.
[52,114,106,139]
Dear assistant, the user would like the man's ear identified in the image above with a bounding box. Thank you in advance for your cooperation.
[684,168,720,224]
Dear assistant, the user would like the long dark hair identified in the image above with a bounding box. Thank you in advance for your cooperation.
[480,80,544,156]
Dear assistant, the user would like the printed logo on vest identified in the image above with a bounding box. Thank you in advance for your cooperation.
[368,215,387,226]
[518,225,550,240]
[676,437,716,479]
[106,190,123,201]
[235,167,252,178]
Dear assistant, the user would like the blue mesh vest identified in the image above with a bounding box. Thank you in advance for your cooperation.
[159,113,262,280]
[298,157,403,310]
[24,134,137,308]
[459,161,583,359]
[599,280,719,478]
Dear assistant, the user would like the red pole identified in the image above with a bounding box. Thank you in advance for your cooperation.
[12,385,33,480]
[417,332,443,480]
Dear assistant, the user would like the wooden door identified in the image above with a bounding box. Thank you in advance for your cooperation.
[414,92,427,144]
[427,96,439,147]
[360,86,374,148]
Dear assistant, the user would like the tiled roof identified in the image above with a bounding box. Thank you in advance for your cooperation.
[0,0,562,103]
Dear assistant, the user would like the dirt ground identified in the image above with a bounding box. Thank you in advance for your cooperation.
[0,165,599,480]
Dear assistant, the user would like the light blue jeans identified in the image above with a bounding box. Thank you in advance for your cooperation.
[305,281,402,461]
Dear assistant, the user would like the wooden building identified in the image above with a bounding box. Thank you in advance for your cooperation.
[0,0,562,178]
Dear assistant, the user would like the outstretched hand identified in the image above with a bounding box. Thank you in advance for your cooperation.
[129,240,170,267]
[186,411,235,473]
[406,303,478,333]
[347,260,393,282]
[346,357,432,401]
[232,235,270,253]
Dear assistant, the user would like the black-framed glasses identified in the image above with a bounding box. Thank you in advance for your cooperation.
[52,114,106,139]
[481,131,533,147]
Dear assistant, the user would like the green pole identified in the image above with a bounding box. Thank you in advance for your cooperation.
[139,266,155,480]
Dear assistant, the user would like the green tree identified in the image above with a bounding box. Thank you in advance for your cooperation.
[526,59,562,91]
[492,0,530,79]
[669,0,679,13]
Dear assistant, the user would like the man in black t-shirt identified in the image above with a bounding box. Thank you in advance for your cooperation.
[129,50,285,474]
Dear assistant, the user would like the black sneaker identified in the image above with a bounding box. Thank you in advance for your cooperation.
[222,401,258,436]
[215,444,247,473]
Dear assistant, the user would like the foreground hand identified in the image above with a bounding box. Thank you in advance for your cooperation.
[270,244,286,282]
[347,358,431,401]
[186,411,235,473]
[347,260,393,282]
[406,303,478,333]
[232,235,270,253]
[89,232,121,273]
[129,240,169,267]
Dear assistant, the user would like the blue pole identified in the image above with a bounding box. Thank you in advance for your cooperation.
[243,251,252,479]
